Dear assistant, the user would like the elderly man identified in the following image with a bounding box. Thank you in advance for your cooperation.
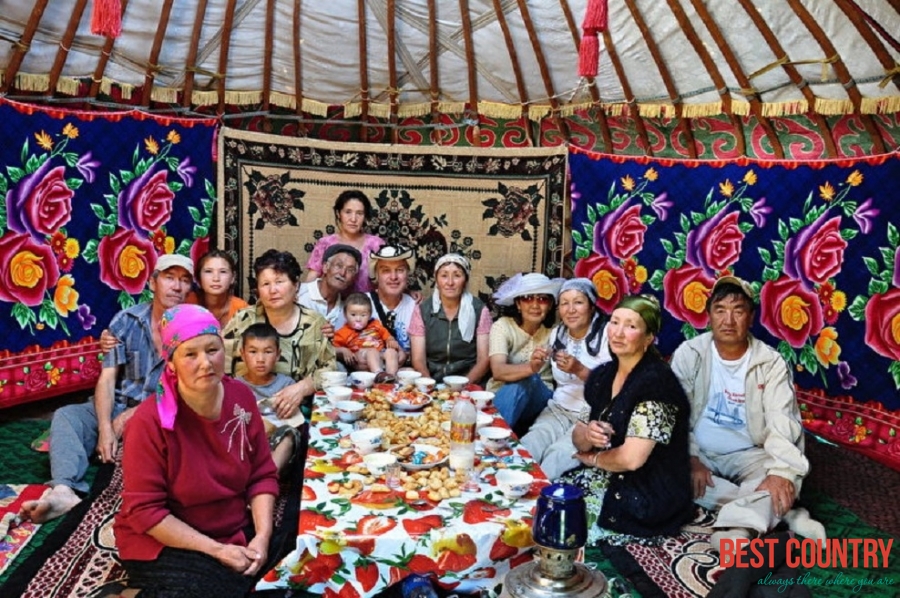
[20,254,194,523]
[365,245,418,366]
[670,276,824,550]
[297,243,361,329]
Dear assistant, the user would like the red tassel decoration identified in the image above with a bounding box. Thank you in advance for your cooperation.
[91,0,122,38]
[578,0,607,78]
[582,0,608,32]
[578,33,600,78]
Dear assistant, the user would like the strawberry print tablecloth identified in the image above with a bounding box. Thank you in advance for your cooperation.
[256,392,549,597]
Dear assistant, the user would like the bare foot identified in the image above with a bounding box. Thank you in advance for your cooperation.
[19,485,81,523]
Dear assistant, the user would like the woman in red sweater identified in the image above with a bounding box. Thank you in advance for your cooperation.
[114,304,279,597]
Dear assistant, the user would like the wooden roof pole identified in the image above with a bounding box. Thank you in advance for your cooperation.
[688,0,784,158]
[141,0,176,107]
[601,29,653,156]
[216,0,238,115]
[357,0,371,142]
[736,0,837,158]
[1,0,50,93]
[624,0,696,159]
[786,0,886,154]
[515,0,569,142]
[88,0,130,103]
[261,0,276,111]
[387,0,399,144]
[427,0,442,144]
[833,0,900,92]
[180,0,209,109]
[293,0,305,130]
[665,0,745,156]
[47,0,89,99]
[559,0,612,153]
[458,0,482,146]
[491,0,533,146]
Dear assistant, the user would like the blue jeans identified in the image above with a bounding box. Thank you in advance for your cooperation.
[493,374,553,434]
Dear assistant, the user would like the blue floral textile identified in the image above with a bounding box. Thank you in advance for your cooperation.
[0,98,216,407]
[569,148,900,416]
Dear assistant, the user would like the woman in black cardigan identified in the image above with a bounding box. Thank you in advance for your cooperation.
[561,295,693,546]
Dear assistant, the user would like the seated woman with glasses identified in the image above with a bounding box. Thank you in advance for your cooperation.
[487,273,563,436]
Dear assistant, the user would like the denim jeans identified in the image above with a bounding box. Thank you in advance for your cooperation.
[493,374,553,435]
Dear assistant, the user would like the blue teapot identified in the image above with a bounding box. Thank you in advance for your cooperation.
[532,483,588,550]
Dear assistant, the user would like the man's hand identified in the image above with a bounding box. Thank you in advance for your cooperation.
[756,475,795,518]
[110,407,135,438]
[322,322,335,340]
[690,456,714,499]
[386,339,400,350]
[96,423,119,463]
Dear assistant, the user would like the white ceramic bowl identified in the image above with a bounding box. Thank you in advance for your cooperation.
[363,451,396,475]
[321,371,348,388]
[325,385,353,406]
[351,427,385,455]
[495,469,534,499]
[443,375,469,391]
[479,426,512,452]
[396,370,421,385]
[414,377,436,393]
[468,390,495,410]
[349,371,377,389]
[476,412,494,430]
[335,399,365,423]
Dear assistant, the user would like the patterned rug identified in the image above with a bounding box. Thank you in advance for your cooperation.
[1,439,305,598]
[0,484,47,576]
[217,129,567,302]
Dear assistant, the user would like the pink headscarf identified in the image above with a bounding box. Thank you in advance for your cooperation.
[156,304,221,430]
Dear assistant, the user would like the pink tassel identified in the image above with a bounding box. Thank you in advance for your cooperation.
[582,0,608,33]
[91,0,122,38]
[578,33,599,78]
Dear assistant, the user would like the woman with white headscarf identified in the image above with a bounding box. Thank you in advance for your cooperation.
[408,253,492,384]
[521,278,612,480]
[487,272,563,435]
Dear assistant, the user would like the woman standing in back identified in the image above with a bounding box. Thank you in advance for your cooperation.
[303,190,384,293]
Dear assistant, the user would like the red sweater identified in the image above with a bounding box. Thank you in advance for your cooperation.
[115,377,279,561]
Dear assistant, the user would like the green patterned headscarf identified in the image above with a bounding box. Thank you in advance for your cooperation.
[614,295,661,336]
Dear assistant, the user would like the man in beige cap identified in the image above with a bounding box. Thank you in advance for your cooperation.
[20,254,193,523]
[670,276,824,551]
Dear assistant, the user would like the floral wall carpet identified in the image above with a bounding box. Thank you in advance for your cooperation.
[569,147,900,470]
[217,128,566,302]
[0,98,217,408]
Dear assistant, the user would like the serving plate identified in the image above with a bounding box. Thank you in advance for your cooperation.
[392,443,448,471]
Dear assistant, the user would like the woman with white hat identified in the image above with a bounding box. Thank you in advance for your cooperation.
[487,273,563,435]
[408,253,492,384]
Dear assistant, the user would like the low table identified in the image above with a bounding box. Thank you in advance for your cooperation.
[256,390,550,595]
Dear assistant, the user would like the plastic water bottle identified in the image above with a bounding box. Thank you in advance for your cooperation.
[449,391,476,471]
[401,574,438,598]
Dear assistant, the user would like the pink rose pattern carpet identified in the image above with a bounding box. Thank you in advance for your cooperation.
[0,97,216,409]
[217,129,566,303]
[569,148,900,471]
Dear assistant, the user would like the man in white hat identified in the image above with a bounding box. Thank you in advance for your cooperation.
[670,276,824,551]
[20,254,194,523]
[366,245,418,371]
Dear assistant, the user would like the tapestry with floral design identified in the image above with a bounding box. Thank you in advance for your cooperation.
[217,128,566,302]
[569,147,900,470]
[0,98,217,408]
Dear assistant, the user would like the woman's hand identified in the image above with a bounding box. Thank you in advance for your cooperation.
[243,535,270,576]
[337,347,357,367]
[586,420,614,449]
[554,350,586,379]
[271,380,310,419]
[530,346,550,373]
[214,542,264,574]
[321,322,335,340]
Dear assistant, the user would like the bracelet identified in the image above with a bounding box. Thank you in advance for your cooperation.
[593,451,603,468]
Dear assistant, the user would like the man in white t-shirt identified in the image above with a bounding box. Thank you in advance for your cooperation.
[670,276,824,551]
[366,245,418,370]
[297,244,361,330]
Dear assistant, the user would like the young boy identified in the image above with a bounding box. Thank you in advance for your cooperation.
[333,292,401,376]
[237,323,303,475]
